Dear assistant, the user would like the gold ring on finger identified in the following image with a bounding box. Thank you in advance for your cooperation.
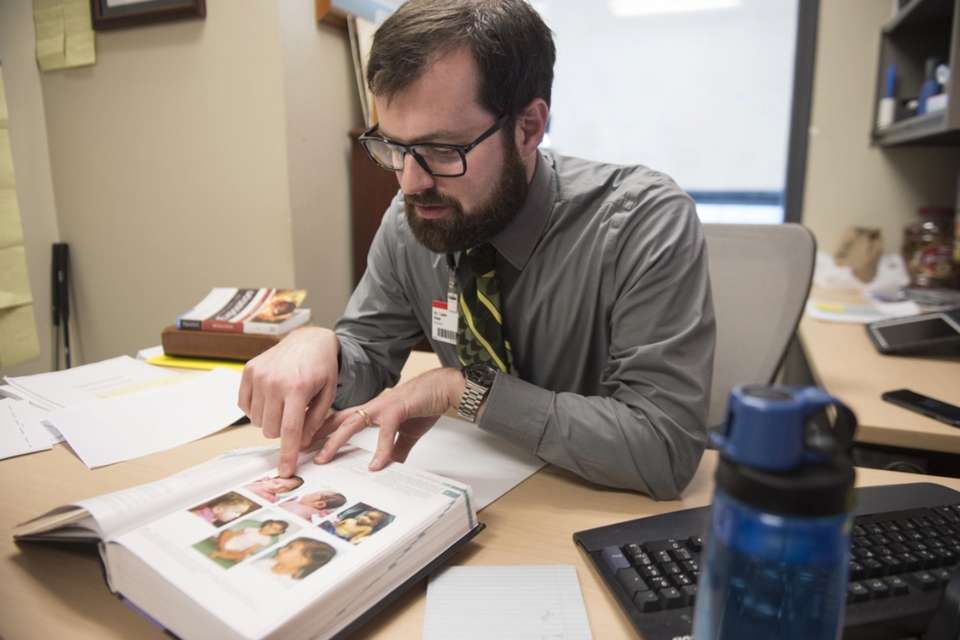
[356,409,373,428]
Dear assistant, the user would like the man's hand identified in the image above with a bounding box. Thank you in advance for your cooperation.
[311,367,468,471]
[238,326,340,478]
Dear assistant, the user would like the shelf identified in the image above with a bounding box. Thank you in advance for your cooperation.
[885,0,955,34]
[873,110,960,146]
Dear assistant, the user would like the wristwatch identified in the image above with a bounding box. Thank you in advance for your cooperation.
[457,363,498,423]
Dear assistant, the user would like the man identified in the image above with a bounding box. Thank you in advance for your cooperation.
[239,0,715,499]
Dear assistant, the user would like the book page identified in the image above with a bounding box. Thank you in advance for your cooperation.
[108,447,475,640]
[16,445,285,541]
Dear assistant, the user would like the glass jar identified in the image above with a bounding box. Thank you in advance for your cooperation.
[902,207,959,289]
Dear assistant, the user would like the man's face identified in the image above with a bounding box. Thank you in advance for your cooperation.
[374,48,529,253]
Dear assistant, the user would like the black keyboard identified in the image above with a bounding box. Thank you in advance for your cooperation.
[574,483,960,640]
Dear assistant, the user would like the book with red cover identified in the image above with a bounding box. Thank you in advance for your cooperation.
[176,288,309,335]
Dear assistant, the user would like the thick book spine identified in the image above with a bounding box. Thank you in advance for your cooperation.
[161,326,280,360]
[200,320,246,333]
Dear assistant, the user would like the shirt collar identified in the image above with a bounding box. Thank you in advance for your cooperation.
[489,150,556,271]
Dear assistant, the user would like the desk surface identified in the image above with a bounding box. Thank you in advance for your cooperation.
[4,352,960,640]
[799,287,960,453]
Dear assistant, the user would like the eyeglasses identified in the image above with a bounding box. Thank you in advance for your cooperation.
[359,114,509,178]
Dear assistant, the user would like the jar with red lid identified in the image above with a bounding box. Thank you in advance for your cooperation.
[902,207,959,289]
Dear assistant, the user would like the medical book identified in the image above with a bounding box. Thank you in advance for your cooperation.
[14,445,481,640]
[177,288,310,335]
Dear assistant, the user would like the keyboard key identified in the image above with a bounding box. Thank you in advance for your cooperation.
[616,568,649,598]
[662,562,681,575]
[659,587,683,609]
[872,545,893,557]
[869,533,892,546]
[849,560,865,581]
[633,552,653,567]
[847,582,870,603]
[852,525,867,537]
[633,590,662,612]
[680,585,697,607]
[649,576,673,591]
[878,555,904,574]
[931,568,954,587]
[639,565,661,579]
[671,573,694,588]
[686,536,703,552]
[681,559,699,574]
[673,547,692,562]
[865,523,885,535]
[882,575,910,596]
[601,546,631,573]
[933,506,960,523]
[865,578,890,599]
[906,571,939,592]
[900,553,922,572]
[852,547,876,560]
[862,558,885,578]
[916,550,941,569]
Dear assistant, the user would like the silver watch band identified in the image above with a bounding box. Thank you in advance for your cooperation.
[457,378,488,422]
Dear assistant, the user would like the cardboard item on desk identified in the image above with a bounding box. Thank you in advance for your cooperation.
[834,227,883,283]
[14,444,481,640]
[162,325,285,361]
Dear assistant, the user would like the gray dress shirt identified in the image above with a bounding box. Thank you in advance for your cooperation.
[334,149,715,499]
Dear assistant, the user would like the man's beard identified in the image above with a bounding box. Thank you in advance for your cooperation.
[404,139,529,254]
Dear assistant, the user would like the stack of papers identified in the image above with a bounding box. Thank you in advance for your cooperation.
[1,356,245,467]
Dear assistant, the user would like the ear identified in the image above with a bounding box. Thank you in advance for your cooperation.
[514,98,549,159]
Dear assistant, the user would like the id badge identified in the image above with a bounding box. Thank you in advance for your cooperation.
[432,300,457,344]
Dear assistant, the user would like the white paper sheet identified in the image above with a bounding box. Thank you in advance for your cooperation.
[0,397,54,459]
[424,565,593,640]
[4,355,175,410]
[347,414,545,510]
[44,368,245,468]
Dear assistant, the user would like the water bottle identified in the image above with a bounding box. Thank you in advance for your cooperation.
[693,385,858,640]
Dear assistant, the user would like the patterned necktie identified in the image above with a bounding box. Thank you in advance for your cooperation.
[457,243,518,375]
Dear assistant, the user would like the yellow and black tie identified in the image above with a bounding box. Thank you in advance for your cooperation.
[457,243,518,375]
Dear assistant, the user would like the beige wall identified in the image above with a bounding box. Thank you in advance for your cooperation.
[279,2,361,330]
[802,0,960,255]
[0,0,357,376]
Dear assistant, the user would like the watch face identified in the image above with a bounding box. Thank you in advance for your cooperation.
[464,363,498,388]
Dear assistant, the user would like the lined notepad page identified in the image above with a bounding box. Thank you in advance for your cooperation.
[423,565,593,640]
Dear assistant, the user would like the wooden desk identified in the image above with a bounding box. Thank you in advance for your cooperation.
[4,352,960,639]
[798,287,960,454]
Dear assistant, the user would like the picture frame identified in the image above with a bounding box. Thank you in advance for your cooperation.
[90,0,206,31]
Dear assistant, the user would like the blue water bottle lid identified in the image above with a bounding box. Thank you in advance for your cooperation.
[711,385,858,517]
[711,385,856,472]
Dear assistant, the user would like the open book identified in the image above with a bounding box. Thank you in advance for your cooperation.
[14,444,481,640]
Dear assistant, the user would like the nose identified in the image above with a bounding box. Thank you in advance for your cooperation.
[397,152,435,195]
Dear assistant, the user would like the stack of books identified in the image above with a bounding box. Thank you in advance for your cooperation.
[162,288,311,362]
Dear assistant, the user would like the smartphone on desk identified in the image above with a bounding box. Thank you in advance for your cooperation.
[881,389,960,427]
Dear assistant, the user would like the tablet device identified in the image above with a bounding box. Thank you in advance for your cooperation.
[865,308,960,355]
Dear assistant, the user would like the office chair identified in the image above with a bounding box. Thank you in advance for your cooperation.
[702,223,816,430]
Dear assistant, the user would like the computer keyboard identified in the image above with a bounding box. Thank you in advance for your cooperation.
[574,483,960,640]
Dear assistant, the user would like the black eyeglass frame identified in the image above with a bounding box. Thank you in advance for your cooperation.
[358,114,510,178]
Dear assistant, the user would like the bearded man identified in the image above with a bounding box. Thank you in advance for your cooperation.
[239,0,715,499]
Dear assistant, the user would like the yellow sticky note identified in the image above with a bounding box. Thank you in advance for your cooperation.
[66,30,96,68]
[0,130,14,189]
[0,246,33,308]
[0,191,20,251]
[33,0,63,11]
[0,304,41,368]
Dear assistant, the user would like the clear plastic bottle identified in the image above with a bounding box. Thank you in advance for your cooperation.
[902,207,959,289]
[693,386,857,640]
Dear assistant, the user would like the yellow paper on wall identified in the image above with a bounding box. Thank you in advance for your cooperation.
[0,130,14,189]
[33,0,95,71]
[0,305,41,368]
[0,68,41,368]
[0,68,7,129]
[0,190,24,250]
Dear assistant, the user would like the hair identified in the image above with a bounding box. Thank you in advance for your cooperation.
[286,538,337,580]
[310,491,347,510]
[367,0,556,120]
[260,519,289,533]
[208,492,251,508]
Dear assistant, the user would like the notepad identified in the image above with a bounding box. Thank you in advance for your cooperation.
[423,565,593,640]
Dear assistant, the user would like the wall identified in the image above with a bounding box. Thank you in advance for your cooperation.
[0,0,357,376]
[802,0,960,255]
[0,0,63,377]
[279,1,361,330]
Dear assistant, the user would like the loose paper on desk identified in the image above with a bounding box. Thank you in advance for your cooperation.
[44,367,245,468]
[3,355,176,411]
[348,414,545,510]
[0,397,56,460]
[805,299,920,324]
[423,565,593,640]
